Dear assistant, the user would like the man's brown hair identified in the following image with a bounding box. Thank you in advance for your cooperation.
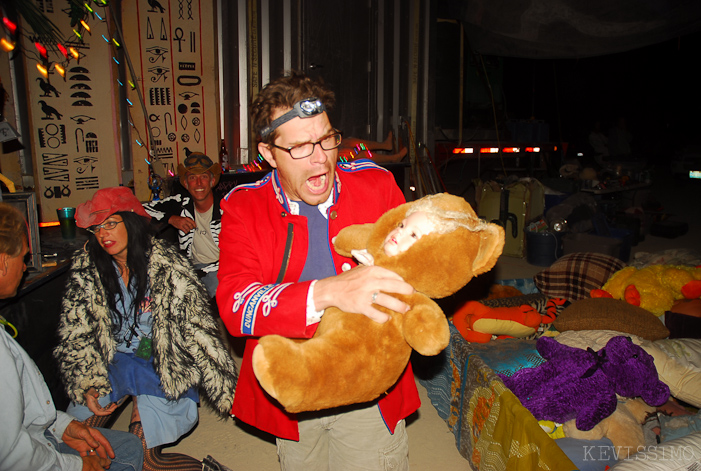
[251,70,336,145]
[0,203,28,257]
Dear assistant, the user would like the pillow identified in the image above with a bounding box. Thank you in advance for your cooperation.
[609,431,701,470]
[534,252,626,301]
[553,298,670,341]
[652,338,701,408]
[555,329,644,351]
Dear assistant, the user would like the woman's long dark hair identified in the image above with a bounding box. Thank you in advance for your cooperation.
[86,211,154,334]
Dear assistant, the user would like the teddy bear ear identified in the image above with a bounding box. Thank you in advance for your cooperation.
[333,223,376,258]
[470,223,505,276]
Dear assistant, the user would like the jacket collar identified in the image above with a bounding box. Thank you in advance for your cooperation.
[271,168,341,214]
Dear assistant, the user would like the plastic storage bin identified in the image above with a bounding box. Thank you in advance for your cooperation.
[606,228,632,262]
[526,230,563,266]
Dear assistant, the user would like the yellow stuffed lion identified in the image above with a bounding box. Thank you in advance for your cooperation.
[251,193,505,413]
[592,264,701,316]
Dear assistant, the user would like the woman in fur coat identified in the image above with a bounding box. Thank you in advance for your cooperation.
[54,187,238,471]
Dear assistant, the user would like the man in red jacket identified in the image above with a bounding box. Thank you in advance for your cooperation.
[217,71,419,470]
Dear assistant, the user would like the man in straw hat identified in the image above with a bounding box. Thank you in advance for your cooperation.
[143,152,223,297]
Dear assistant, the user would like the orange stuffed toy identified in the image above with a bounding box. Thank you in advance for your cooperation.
[251,193,504,413]
[452,298,563,343]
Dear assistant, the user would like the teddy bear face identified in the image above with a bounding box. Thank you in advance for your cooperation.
[382,211,435,257]
[365,194,504,298]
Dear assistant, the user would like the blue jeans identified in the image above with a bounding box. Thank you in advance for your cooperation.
[47,427,144,471]
[195,263,219,298]
[67,394,198,449]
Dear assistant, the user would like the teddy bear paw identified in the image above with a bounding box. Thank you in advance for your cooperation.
[251,345,278,399]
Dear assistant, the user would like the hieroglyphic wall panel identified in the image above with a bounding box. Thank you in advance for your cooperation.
[122,0,220,201]
[0,53,22,189]
[22,1,121,221]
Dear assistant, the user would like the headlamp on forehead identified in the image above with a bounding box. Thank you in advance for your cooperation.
[260,97,326,138]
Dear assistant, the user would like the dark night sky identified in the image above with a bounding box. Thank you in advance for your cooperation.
[500,31,701,163]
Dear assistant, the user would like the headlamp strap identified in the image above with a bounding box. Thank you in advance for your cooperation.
[260,98,326,138]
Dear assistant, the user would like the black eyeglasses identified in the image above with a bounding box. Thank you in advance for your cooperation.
[270,131,343,159]
[87,220,124,234]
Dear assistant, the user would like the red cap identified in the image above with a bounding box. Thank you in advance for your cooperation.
[75,186,151,228]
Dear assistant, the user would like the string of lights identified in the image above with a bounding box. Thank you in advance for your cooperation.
[1,0,169,196]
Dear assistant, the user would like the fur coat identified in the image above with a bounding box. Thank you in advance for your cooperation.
[54,238,237,416]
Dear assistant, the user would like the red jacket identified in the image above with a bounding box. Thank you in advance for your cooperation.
[217,160,420,440]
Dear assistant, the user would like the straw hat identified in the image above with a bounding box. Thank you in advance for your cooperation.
[177,152,221,187]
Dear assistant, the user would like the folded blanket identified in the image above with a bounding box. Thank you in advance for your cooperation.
[421,325,575,470]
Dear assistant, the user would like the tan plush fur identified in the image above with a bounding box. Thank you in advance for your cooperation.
[563,398,655,459]
[251,193,505,413]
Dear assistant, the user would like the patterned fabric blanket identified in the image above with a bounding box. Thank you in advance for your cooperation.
[419,325,576,470]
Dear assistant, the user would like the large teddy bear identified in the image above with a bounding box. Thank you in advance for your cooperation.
[252,193,505,413]
[500,335,670,431]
